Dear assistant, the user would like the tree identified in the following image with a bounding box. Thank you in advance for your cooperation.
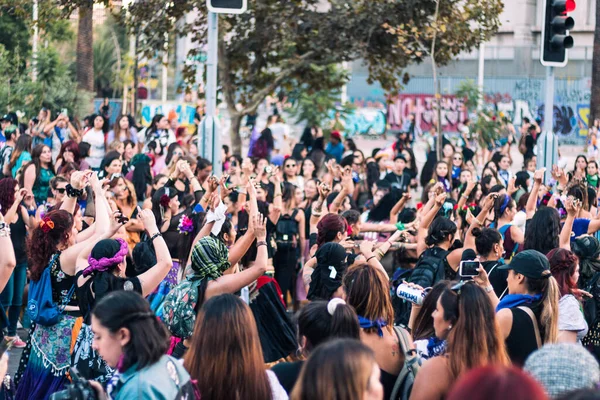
[127,0,502,154]
[75,0,94,91]
[591,0,600,126]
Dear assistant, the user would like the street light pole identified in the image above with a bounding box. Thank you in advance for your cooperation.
[32,0,38,82]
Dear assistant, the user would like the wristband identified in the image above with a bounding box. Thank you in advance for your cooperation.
[150,232,162,242]
[395,222,405,231]
[27,208,37,216]
[65,184,84,198]
[366,255,376,262]
[256,241,267,248]
[484,285,494,293]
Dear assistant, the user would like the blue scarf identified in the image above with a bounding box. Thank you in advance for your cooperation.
[426,337,447,358]
[358,315,387,337]
[496,293,542,312]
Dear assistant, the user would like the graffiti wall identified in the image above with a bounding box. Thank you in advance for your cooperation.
[387,94,467,132]
[348,76,592,144]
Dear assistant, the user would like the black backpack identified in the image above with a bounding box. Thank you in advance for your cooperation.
[274,209,299,251]
[394,247,448,326]
[583,272,600,328]
[408,247,449,288]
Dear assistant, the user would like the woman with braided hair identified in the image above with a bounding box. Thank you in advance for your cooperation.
[88,291,195,399]
[71,207,173,383]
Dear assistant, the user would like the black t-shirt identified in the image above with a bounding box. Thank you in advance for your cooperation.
[505,305,541,367]
[11,209,27,264]
[270,361,304,394]
[481,260,509,298]
[384,171,410,192]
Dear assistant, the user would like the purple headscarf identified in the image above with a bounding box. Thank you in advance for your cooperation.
[82,238,129,277]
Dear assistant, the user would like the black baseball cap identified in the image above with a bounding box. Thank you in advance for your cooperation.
[497,249,550,279]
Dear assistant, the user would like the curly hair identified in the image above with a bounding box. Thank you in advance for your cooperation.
[27,210,74,281]
[524,207,560,255]
[0,178,17,214]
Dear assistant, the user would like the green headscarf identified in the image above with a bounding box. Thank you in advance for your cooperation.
[190,236,231,280]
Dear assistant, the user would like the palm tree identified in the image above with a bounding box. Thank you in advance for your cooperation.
[76,0,94,92]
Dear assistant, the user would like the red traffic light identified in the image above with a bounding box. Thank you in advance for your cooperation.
[566,0,576,12]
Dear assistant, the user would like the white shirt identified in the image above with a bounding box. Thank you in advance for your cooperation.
[267,370,289,400]
[558,294,588,343]
[82,128,105,169]
[270,122,290,154]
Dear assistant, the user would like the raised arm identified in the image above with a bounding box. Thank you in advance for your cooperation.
[561,197,580,250]
[310,183,330,232]
[61,171,89,214]
[4,189,27,225]
[330,168,354,214]
[359,240,387,274]
[136,208,173,297]
[389,192,411,224]
[270,168,282,225]
[22,164,36,194]
[0,212,16,293]
[416,192,447,256]
[228,180,258,266]
[463,193,497,251]
[456,179,477,212]
[526,168,545,219]
[205,214,269,299]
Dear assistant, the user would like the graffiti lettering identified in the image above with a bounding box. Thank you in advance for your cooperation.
[387,94,467,132]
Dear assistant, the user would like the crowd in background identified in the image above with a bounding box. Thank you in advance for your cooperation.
[0,105,597,399]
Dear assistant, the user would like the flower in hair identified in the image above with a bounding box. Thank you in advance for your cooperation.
[39,217,54,233]
[177,214,194,235]
[160,194,171,208]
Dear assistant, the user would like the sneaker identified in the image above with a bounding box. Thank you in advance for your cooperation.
[6,335,26,348]
[16,321,23,330]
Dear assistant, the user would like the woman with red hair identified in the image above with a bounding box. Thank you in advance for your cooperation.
[55,140,90,174]
[548,247,589,344]
[447,365,548,400]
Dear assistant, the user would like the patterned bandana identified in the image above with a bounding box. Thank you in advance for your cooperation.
[190,236,231,280]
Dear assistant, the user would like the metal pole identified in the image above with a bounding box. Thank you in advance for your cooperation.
[199,11,221,173]
[132,31,139,117]
[477,43,485,110]
[539,66,557,182]
[32,0,38,82]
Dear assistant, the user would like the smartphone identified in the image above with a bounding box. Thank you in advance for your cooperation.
[231,160,238,168]
[61,108,68,117]
[459,260,480,278]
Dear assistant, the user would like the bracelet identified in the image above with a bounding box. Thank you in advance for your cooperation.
[201,196,210,203]
[484,285,494,293]
[461,194,469,199]
[376,249,385,258]
[65,184,84,198]
[395,222,405,231]
[27,208,36,216]
[366,255,376,262]
[274,193,282,198]
[150,232,162,242]
[0,226,10,237]
[256,241,267,248]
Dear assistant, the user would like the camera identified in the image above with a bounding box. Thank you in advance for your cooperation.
[459,260,480,278]
[49,368,98,400]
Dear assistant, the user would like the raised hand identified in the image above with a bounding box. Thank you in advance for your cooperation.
[207,176,219,193]
[254,214,267,241]
[534,168,545,184]
[137,207,158,232]
[359,240,376,257]
[434,192,447,207]
[318,182,331,199]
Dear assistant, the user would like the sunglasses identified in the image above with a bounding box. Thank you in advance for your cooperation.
[55,188,66,194]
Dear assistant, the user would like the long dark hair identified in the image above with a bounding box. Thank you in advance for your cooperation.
[19,144,54,190]
[147,114,165,135]
[524,207,560,255]
[368,189,402,222]
[27,210,74,281]
[132,158,153,202]
[425,217,457,247]
[259,127,274,150]
[0,178,17,213]
[8,134,32,173]
[412,280,453,340]
[92,291,168,372]
[296,300,360,352]
[184,294,272,400]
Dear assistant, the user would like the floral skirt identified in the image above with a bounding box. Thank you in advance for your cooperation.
[71,323,114,384]
[149,261,180,316]
[15,315,77,400]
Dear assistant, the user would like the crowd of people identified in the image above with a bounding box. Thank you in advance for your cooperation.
[0,106,597,399]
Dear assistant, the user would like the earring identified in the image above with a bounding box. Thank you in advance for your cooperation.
[448,324,453,331]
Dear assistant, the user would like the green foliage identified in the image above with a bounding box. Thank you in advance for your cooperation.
[455,80,482,112]
[0,45,92,120]
[93,14,128,97]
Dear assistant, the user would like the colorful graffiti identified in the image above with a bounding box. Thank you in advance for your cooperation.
[387,94,467,132]
[326,108,387,136]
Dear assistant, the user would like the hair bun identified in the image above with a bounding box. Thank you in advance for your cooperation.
[327,298,346,315]
[472,227,482,237]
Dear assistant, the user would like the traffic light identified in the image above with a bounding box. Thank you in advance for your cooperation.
[541,0,576,67]
[207,0,247,14]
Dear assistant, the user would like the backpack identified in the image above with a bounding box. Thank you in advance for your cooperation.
[252,137,269,159]
[27,253,74,326]
[583,272,600,328]
[274,209,299,251]
[518,134,528,154]
[394,248,448,326]
[390,326,422,400]
[408,247,449,289]
[161,276,205,339]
